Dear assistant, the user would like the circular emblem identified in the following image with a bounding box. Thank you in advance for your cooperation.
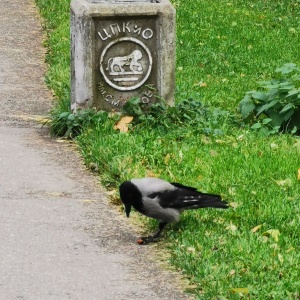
[100,37,152,91]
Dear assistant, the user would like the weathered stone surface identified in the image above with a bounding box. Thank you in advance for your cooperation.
[71,0,175,111]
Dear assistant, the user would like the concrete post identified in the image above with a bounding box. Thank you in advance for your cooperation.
[71,0,176,112]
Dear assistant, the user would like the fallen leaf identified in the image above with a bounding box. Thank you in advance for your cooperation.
[263,229,280,242]
[201,136,211,144]
[229,269,236,276]
[274,178,292,187]
[270,143,279,150]
[228,188,236,196]
[230,288,249,294]
[209,150,218,157]
[215,139,225,144]
[293,139,300,153]
[146,170,158,178]
[228,202,238,208]
[226,221,237,231]
[298,169,300,181]
[286,247,295,253]
[251,224,263,233]
[187,247,196,253]
[113,116,133,132]
[164,153,171,165]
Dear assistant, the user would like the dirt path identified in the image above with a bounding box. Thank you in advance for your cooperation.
[0,0,190,298]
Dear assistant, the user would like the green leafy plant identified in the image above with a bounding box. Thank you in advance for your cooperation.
[239,63,300,135]
[50,109,112,137]
[122,97,234,136]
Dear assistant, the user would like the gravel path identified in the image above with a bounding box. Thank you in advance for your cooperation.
[0,0,191,298]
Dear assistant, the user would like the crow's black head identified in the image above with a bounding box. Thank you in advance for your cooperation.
[119,181,135,217]
[119,180,144,217]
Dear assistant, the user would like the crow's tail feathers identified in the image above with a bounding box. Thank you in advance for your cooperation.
[180,193,229,210]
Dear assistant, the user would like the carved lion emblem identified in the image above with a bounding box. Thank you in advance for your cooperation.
[106,49,143,74]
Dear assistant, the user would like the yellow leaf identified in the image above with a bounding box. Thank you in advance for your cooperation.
[146,170,158,178]
[228,188,236,196]
[263,229,280,242]
[226,221,237,231]
[251,224,263,233]
[164,153,171,165]
[230,288,249,294]
[228,202,238,208]
[286,247,295,253]
[274,178,292,187]
[270,143,279,150]
[209,150,218,157]
[113,116,133,132]
[187,247,196,253]
[297,169,300,181]
[293,139,300,153]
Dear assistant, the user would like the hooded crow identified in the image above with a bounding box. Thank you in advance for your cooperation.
[119,177,228,244]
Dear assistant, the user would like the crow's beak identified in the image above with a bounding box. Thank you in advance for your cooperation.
[124,204,131,218]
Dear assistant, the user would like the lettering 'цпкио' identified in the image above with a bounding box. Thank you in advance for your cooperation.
[71,0,176,112]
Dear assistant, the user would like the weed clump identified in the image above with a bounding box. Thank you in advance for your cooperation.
[239,63,300,135]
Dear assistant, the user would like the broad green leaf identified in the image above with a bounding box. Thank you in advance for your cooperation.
[67,114,76,121]
[283,109,295,121]
[286,90,300,101]
[279,82,295,92]
[262,118,272,125]
[256,99,279,115]
[276,63,297,74]
[239,98,256,118]
[251,91,267,101]
[251,123,262,129]
[268,110,284,127]
[261,84,280,89]
[280,103,294,114]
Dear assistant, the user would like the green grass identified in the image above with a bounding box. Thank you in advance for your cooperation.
[175,0,300,111]
[35,0,300,298]
[76,118,300,299]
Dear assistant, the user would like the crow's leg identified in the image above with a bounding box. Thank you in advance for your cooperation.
[139,222,167,244]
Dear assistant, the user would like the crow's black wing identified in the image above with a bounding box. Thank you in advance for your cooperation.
[170,182,198,192]
[153,188,228,210]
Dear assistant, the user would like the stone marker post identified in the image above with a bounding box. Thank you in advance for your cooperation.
[70,0,176,112]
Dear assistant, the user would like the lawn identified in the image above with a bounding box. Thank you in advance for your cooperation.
[35,0,300,298]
